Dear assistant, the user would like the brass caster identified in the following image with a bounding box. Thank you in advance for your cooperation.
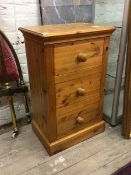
[12,129,18,138]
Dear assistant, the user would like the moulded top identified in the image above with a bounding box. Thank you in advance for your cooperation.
[19,23,115,41]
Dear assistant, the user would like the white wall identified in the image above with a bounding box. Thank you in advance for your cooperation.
[0,0,41,82]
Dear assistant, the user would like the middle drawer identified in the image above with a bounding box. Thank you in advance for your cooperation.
[56,73,101,113]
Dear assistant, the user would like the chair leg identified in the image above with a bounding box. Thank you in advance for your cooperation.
[23,93,31,123]
[8,96,18,138]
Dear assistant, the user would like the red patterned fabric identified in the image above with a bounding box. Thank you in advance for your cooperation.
[0,35,19,82]
[112,161,131,175]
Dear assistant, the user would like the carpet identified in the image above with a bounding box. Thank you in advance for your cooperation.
[112,161,131,175]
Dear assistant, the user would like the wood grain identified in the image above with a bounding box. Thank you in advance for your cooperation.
[54,38,104,76]
[56,93,100,117]
[24,37,57,142]
[57,107,101,138]
[56,73,101,108]
[19,23,115,42]
[20,23,115,154]
[33,119,105,155]
[55,64,103,84]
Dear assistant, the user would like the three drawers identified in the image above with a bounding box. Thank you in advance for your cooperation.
[21,23,115,154]
[55,38,104,138]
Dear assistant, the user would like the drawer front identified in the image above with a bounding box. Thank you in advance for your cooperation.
[57,103,101,138]
[56,73,101,108]
[55,38,104,138]
[56,90,100,120]
[54,38,104,83]
[56,73,102,138]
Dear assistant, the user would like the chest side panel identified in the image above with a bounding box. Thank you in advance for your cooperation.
[24,36,57,142]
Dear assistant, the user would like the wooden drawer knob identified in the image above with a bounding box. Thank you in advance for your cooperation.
[76,116,85,124]
[77,88,86,96]
[77,53,87,62]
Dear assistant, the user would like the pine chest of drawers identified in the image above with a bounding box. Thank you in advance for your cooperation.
[20,23,115,155]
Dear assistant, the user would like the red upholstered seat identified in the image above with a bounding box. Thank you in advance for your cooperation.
[0,35,19,82]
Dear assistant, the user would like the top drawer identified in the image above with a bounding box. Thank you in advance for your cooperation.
[54,38,104,82]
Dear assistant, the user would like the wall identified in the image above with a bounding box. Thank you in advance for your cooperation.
[95,0,124,91]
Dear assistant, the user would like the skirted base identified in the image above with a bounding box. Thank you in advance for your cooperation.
[32,120,105,155]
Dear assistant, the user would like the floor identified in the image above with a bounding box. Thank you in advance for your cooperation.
[0,124,131,175]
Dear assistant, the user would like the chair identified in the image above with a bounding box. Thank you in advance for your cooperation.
[0,29,31,138]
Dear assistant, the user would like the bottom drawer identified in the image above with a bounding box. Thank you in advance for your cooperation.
[57,103,101,138]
